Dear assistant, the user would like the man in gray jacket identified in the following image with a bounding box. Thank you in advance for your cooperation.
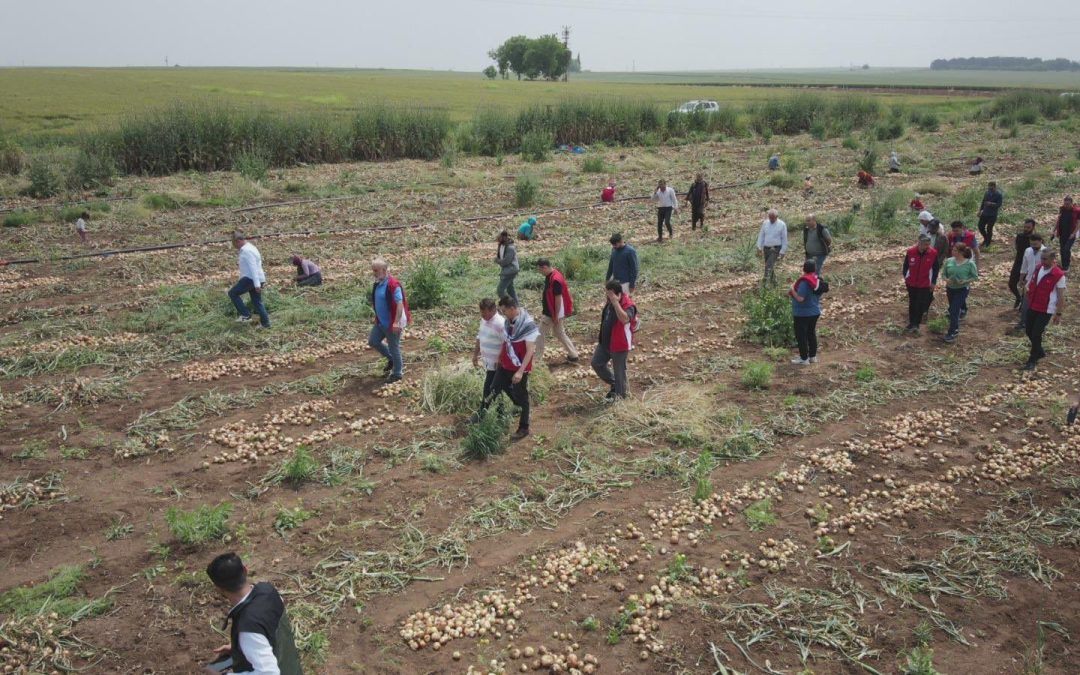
[495,230,519,302]
[605,233,640,295]
[802,214,832,273]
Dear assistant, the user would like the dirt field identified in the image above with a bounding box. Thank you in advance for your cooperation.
[2,115,1080,675]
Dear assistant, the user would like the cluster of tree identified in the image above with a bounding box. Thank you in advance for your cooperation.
[931,56,1080,71]
[486,35,572,81]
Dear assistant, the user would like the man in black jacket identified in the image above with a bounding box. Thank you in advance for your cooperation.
[686,173,710,231]
[1009,219,1037,308]
[977,181,1004,248]
[205,553,302,675]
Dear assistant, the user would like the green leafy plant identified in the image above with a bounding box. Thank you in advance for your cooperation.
[165,503,232,546]
[462,405,511,460]
[580,616,600,631]
[744,498,778,530]
[234,147,269,183]
[520,129,553,163]
[407,258,447,309]
[279,446,319,484]
[741,361,774,390]
[274,505,313,535]
[24,158,61,198]
[900,645,940,675]
[858,146,879,174]
[742,289,795,347]
[855,364,877,383]
[691,451,715,503]
[665,553,691,582]
[514,174,540,207]
[927,317,947,335]
[582,156,608,173]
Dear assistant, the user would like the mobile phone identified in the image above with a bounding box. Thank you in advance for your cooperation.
[206,656,234,673]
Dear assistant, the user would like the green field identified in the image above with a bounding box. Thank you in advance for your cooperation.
[0,67,1021,142]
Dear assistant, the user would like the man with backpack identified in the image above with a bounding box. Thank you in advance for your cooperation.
[591,281,638,399]
[802,214,832,274]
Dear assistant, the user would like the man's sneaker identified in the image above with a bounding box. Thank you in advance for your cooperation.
[903,325,917,334]
[236,316,252,323]
[1068,405,1078,426]
[959,310,968,320]
[382,359,393,375]
[943,333,956,343]
[605,390,616,400]
[1022,361,1037,371]
[512,427,530,440]
[808,356,818,363]
[567,356,580,364]
[384,374,402,384]
[256,323,270,330]
[791,357,809,365]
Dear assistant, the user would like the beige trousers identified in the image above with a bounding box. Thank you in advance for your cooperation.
[537,314,579,361]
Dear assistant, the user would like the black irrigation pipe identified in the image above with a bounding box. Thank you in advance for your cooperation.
[0,195,136,215]
[1,179,763,267]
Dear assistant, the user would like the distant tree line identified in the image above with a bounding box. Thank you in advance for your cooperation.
[931,56,1080,71]
[486,35,572,81]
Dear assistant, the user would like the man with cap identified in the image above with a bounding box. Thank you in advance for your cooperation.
[903,233,938,334]
[605,233,639,296]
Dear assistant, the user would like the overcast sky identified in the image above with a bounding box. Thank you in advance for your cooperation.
[3,0,1078,71]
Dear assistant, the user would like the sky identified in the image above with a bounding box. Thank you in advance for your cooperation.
[2,0,1078,71]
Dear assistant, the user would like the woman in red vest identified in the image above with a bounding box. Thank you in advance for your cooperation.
[1023,248,1066,371]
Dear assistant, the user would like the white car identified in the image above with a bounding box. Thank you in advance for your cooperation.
[672,100,721,114]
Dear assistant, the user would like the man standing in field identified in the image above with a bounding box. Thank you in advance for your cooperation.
[903,233,937,334]
[653,179,678,242]
[472,298,505,415]
[1023,248,1066,371]
[686,173,710,231]
[1052,196,1080,272]
[606,233,639,295]
[756,208,788,286]
[535,259,579,364]
[591,281,637,400]
[1015,231,1046,332]
[802,214,832,274]
[977,181,1004,248]
[203,552,302,675]
[229,232,270,329]
[368,258,410,384]
[75,211,90,245]
[492,296,539,440]
[1009,219,1037,308]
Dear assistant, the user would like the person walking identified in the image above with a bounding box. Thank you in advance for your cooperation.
[653,179,678,241]
[1023,248,1066,371]
[491,296,539,440]
[888,150,901,173]
[495,230,519,303]
[926,220,949,319]
[1008,219,1037,308]
[228,232,270,329]
[1016,232,1047,332]
[517,217,537,241]
[75,211,90,245]
[606,233,639,295]
[948,220,980,266]
[789,260,822,365]
[977,181,1004,248]
[368,258,410,383]
[903,234,938,334]
[756,209,788,286]
[591,281,637,400]
[917,210,941,237]
[535,259,579,364]
[802,214,832,274]
[942,243,978,343]
[1052,196,1080,272]
[203,553,302,675]
[601,179,617,203]
[686,172,710,231]
[291,255,322,287]
[472,298,505,416]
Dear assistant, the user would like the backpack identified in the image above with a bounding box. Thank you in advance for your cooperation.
[813,277,830,296]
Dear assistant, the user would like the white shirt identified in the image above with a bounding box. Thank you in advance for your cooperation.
[1021,245,1046,284]
[238,242,267,288]
[230,588,281,675]
[756,218,788,255]
[75,218,87,232]
[653,187,678,209]
[476,315,506,370]
[1036,266,1067,314]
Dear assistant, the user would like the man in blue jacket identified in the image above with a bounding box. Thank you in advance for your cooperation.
[605,233,639,295]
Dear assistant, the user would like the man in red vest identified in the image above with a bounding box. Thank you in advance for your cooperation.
[1023,248,1066,371]
[591,281,638,400]
[902,234,938,334]
[368,258,410,383]
[535,259,579,364]
[492,296,540,440]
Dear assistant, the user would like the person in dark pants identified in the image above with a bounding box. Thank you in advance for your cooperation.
[204,553,302,675]
[591,281,637,399]
[789,260,821,365]
[653,179,678,241]
[903,234,938,334]
[976,181,1004,248]
[495,229,519,303]
[1016,233,1047,332]
[1023,248,1066,371]
[489,296,539,440]
[229,232,270,328]
[942,244,978,343]
[686,173,710,231]
[1052,196,1080,272]
[1008,219,1037,308]
[472,298,505,416]
[291,255,322,287]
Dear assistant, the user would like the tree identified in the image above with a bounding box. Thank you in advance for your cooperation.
[488,35,571,81]
[483,65,498,80]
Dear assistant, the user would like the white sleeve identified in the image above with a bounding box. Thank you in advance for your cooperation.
[779,222,789,254]
[236,632,280,675]
[756,223,765,250]
[1057,277,1067,289]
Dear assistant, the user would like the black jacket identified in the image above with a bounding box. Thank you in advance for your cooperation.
[226,582,303,675]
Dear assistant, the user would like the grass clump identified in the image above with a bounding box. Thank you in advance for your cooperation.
[165,502,232,546]
[0,132,25,174]
[742,288,795,347]
[274,505,313,535]
[866,189,909,233]
[279,446,319,484]
[520,129,553,163]
[419,363,482,415]
[234,147,269,182]
[582,156,608,173]
[407,258,447,309]
[691,451,715,503]
[900,645,940,675]
[854,364,877,383]
[142,192,184,210]
[580,616,600,631]
[3,209,41,227]
[514,174,541,207]
[0,565,111,620]
[741,361,774,390]
[927,317,948,335]
[462,406,511,460]
[745,497,778,530]
[23,157,62,198]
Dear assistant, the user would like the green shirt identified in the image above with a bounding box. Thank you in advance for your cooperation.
[944,257,978,289]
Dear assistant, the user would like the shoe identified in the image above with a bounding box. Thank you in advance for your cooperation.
[1022,361,1037,371]
[567,356,579,364]
[512,427,530,440]
[903,325,916,334]
[959,311,967,320]
[808,357,818,363]
[1069,406,1078,426]
[382,359,393,375]
[384,374,402,384]
[1013,299,1022,310]
[943,333,956,343]
[791,357,809,365]
[256,323,270,330]
[236,316,252,323]
[657,237,664,243]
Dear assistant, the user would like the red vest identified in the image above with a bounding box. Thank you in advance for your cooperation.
[499,328,535,373]
[544,269,574,318]
[948,230,975,254]
[604,294,637,353]
[1027,265,1065,314]
[904,246,937,289]
[601,186,616,203]
[372,275,411,327]
[792,272,819,296]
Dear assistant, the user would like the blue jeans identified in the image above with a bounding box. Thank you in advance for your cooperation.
[497,273,518,303]
[946,286,968,336]
[368,323,402,377]
[228,277,270,327]
[810,254,827,274]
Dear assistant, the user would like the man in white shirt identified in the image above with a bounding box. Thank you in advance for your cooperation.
[229,232,270,328]
[472,297,506,419]
[1015,232,1046,331]
[653,180,679,242]
[756,209,788,286]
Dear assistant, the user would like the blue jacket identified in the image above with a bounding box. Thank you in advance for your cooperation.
[791,278,821,317]
[606,244,639,288]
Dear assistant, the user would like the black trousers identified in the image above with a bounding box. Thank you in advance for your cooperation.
[1008,261,1023,303]
[481,369,497,405]
[1025,310,1052,364]
[656,207,673,239]
[907,287,932,328]
[691,206,705,230]
[489,366,530,429]
[977,213,998,246]
[793,315,819,360]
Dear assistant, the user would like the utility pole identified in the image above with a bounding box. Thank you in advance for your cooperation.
[561,26,570,82]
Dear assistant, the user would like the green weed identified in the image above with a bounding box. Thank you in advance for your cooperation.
[745,498,778,530]
[462,405,511,460]
[741,361,774,390]
[165,503,233,546]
